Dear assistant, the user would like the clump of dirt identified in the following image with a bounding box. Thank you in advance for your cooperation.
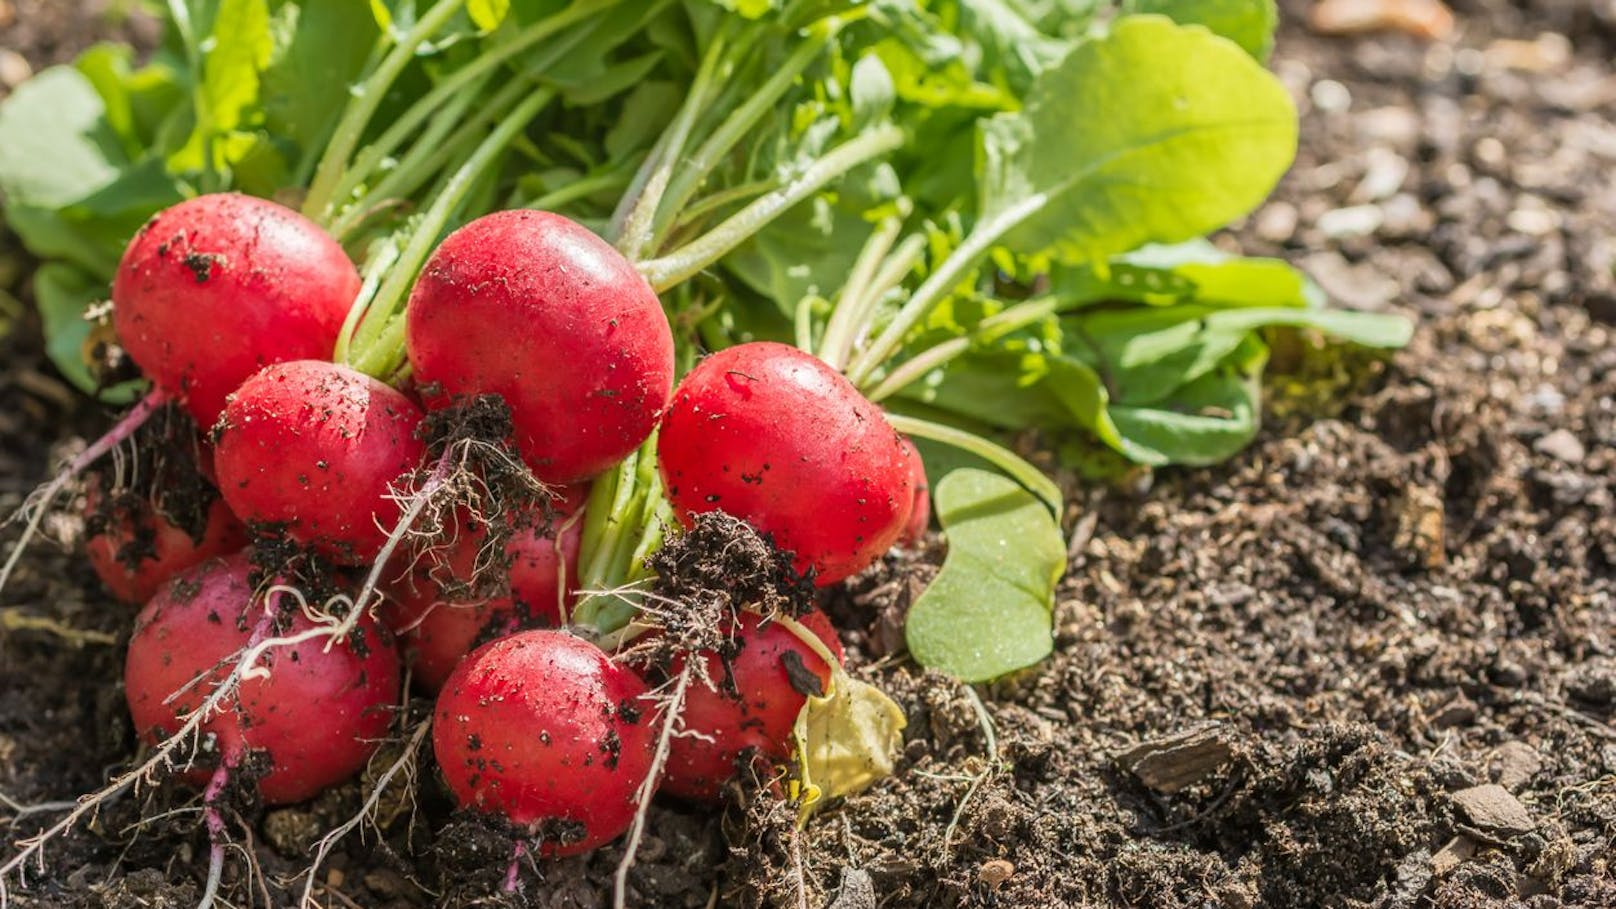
[644,511,814,661]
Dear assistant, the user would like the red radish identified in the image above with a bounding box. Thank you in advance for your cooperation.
[124,552,400,804]
[897,437,929,546]
[84,477,247,604]
[386,490,585,691]
[659,609,842,802]
[213,360,427,564]
[433,629,655,855]
[113,194,360,427]
[405,210,674,483]
[657,342,915,586]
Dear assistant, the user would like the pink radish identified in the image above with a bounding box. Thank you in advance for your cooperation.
[657,342,915,585]
[213,360,427,564]
[405,211,674,483]
[112,194,360,427]
[124,552,400,804]
[433,629,655,855]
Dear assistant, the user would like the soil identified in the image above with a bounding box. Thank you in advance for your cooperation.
[3,1,1615,907]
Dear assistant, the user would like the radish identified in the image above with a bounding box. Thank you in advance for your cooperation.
[386,489,585,691]
[112,194,360,427]
[433,629,655,855]
[213,360,427,565]
[897,437,929,546]
[405,210,675,484]
[84,475,247,605]
[124,552,401,805]
[659,608,843,802]
[657,342,915,586]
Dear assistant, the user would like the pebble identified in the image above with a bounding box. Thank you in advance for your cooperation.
[1490,742,1544,791]
[1354,147,1411,202]
[1318,204,1385,238]
[828,868,876,909]
[1309,0,1455,40]
[1508,207,1560,236]
[1311,79,1353,113]
[1255,202,1300,242]
[1533,428,1586,464]
[1452,783,1536,834]
[0,49,31,90]
[978,859,1015,891]
[1303,251,1400,310]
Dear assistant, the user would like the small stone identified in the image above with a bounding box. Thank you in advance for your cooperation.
[1453,783,1535,834]
[828,867,876,909]
[1356,106,1421,147]
[1309,0,1455,40]
[1565,660,1616,705]
[1490,742,1543,791]
[1353,147,1410,202]
[1318,204,1385,238]
[1508,208,1559,236]
[1255,203,1299,243]
[1533,429,1586,465]
[0,49,31,89]
[1301,252,1400,311]
[1430,694,1476,729]
[978,859,1015,891]
[1484,33,1572,73]
[1432,835,1477,875]
[1310,79,1353,113]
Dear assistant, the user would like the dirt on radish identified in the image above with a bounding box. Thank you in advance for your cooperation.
[2,1,1615,908]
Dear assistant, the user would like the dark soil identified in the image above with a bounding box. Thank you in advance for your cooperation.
[4,1,1615,907]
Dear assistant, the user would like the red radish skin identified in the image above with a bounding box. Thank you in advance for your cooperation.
[112,194,360,427]
[897,437,929,547]
[214,361,427,564]
[84,480,247,604]
[657,342,915,585]
[433,630,655,855]
[405,211,674,483]
[386,490,585,691]
[660,609,842,802]
[124,553,400,804]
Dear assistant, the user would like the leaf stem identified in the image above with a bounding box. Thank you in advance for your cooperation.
[844,193,1046,386]
[883,412,1061,514]
[327,0,619,216]
[637,123,907,292]
[863,295,1067,402]
[302,0,470,223]
[612,22,735,256]
[348,87,558,378]
[818,209,906,370]
[649,26,836,247]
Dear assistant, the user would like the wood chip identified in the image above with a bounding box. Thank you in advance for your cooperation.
[1116,726,1236,794]
[1431,835,1477,876]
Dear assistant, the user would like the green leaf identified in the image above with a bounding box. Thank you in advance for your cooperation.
[468,0,511,30]
[203,0,274,135]
[1103,335,1267,465]
[977,15,1296,266]
[1122,0,1278,61]
[0,67,126,208]
[33,263,141,402]
[906,468,1065,681]
[261,1,380,154]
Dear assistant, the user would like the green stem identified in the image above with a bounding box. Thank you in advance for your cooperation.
[883,413,1061,514]
[302,0,469,223]
[522,170,632,212]
[334,238,402,365]
[844,193,1045,386]
[348,88,558,378]
[637,123,906,293]
[863,296,1067,402]
[326,72,504,241]
[648,28,835,247]
[669,180,773,233]
[794,295,820,352]
[612,23,735,256]
[818,209,905,370]
[326,0,618,215]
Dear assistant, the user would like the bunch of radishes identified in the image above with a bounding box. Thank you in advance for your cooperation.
[71,191,924,859]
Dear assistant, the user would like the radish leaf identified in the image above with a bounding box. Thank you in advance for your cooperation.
[1122,0,1279,61]
[906,468,1064,682]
